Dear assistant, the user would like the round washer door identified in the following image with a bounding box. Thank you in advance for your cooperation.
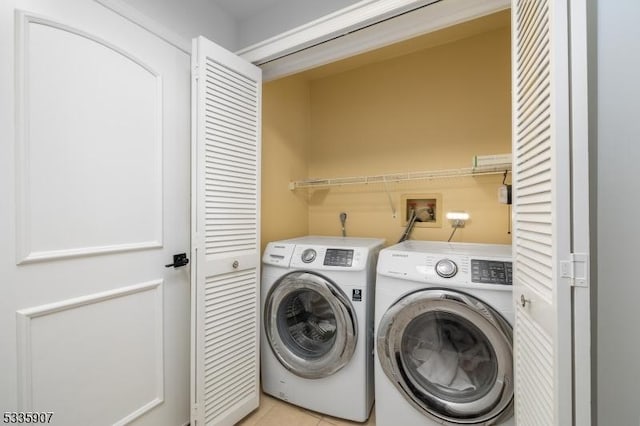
[377,289,513,425]
[264,271,358,379]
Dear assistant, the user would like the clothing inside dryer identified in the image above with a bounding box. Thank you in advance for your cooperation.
[277,289,338,359]
[401,311,498,402]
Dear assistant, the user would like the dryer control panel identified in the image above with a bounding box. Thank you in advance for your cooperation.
[323,249,354,267]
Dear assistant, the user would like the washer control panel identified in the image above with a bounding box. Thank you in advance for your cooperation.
[291,246,366,270]
[471,260,513,285]
[262,243,296,267]
[377,244,512,288]
[323,249,354,267]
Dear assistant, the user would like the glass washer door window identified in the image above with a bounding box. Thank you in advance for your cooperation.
[264,271,357,379]
[377,289,513,424]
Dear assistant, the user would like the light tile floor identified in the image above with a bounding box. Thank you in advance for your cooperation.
[238,393,376,426]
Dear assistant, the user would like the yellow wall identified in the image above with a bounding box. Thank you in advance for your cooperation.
[261,25,512,249]
[307,27,512,245]
[261,75,310,252]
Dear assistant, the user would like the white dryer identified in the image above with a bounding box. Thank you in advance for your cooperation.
[261,236,385,421]
[375,241,514,426]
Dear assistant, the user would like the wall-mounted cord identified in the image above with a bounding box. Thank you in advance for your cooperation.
[503,170,512,235]
[447,226,458,242]
[339,212,347,237]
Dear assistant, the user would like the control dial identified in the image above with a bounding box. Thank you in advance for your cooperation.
[301,248,317,263]
[435,259,458,278]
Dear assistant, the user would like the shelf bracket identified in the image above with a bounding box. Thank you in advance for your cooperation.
[382,178,397,219]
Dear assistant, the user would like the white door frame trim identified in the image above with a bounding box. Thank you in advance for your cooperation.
[239,0,509,81]
[92,0,510,79]
[568,0,593,424]
[237,0,441,64]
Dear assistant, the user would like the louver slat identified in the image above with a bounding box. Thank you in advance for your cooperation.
[203,59,259,258]
[202,269,258,423]
[193,36,261,426]
[515,309,554,425]
[513,0,560,424]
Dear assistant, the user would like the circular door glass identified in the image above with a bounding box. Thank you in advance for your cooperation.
[276,288,338,359]
[265,271,357,379]
[377,289,513,424]
[401,311,498,404]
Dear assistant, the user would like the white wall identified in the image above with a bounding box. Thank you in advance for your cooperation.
[236,0,360,48]
[117,0,238,50]
[114,0,360,52]
[596,0,640,424]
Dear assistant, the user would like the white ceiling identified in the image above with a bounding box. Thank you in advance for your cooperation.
[211,0,284,21]
[117,0,363,51]
[212,0,363,48]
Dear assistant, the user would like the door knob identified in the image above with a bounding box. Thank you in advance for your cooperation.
[165,253,189,268]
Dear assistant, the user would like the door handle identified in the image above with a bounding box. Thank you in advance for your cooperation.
[165,253,189,268]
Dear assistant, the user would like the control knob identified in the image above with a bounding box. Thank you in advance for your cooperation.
[435,259,458,278]
[301,248,317,263]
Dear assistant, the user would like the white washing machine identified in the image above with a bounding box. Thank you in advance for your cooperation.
[375,241,514,426]
[261,236,385,421]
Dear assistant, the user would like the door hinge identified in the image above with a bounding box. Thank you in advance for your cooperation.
[193,65,199,81]
[560,253,589,288]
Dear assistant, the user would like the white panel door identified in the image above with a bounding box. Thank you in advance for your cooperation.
[511,0,573,424]
[191,36,262,426]
[0,1,190,425]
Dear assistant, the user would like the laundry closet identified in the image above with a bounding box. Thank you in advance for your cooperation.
[261,10,512,249]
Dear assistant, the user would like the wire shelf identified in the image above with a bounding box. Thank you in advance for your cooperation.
[288,164,511,190]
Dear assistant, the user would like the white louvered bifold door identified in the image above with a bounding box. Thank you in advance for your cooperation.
[511,1,573,425]
[191,36,262,426]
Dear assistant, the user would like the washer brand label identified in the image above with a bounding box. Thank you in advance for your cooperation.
[352,289,362,302]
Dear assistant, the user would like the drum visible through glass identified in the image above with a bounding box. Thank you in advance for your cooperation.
[401,311,498,405]
[277,289,338,359]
